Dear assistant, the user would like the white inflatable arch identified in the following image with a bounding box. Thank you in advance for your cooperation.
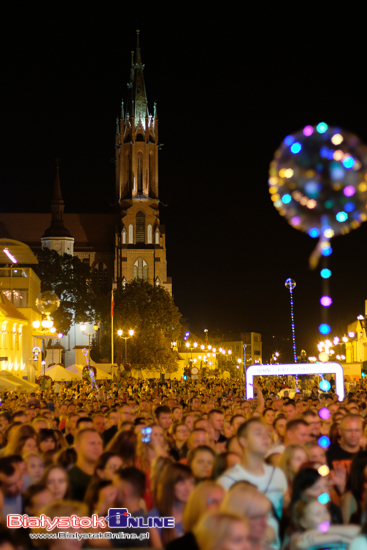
[246,362,344,401]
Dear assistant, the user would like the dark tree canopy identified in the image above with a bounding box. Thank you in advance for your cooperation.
[34,248,94,334]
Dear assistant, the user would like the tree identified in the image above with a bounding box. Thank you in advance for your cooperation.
[34,248,94,334]
[96,279,182,373]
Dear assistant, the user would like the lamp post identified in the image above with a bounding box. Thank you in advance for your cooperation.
[32,291,60,373]
[185,341,198,369]
[80,322,98,365]
[117,329,135,362]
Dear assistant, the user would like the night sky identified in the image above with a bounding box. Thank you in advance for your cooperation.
[2,3,367,362]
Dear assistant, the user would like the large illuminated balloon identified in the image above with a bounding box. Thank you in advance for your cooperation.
[269,123,367,239]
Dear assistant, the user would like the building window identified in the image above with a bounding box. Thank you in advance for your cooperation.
[129,225,134,244]
[136,211,145,243]
[133,258,148,280]
[3,290,28,308]
[155,229,160,245]
[147,224,152,244]
[122,277,127,288]
[122,228,127,244]
[93,263,108,292]
[137,152,143,194]
[155,277,160,287]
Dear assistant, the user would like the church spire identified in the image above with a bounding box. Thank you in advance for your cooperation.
[42,160,72,238]
[127,29,148,125]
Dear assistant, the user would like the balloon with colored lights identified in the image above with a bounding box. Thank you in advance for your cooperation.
[319,379,331,392]
[269,123,367,239]
[319,407,331,420]
[318,435,331,449]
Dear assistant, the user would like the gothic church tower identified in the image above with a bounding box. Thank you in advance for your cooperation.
[114,31,172,293]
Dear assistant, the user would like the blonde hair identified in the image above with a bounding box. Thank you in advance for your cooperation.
[193,511,247,550]
[32,501,88,547]
[221,481,271,517]
[183,481,225,533]
[278,444,307,482]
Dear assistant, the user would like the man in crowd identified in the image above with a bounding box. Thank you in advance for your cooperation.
[68,428,103,500]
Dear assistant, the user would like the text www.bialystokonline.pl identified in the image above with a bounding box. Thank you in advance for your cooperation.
[29,532,150,540]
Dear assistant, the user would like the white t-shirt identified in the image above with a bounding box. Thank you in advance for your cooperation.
[350,535,367,550]
[218,462,287,520]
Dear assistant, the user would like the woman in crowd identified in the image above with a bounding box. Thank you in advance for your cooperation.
[289,498,359,550]
[105,429,137,467]
[92,451,123,482]
[40,464,71,501]
[290,467,343,525]
[32,500,88,550]
[193,512,250,550]
[279,445,308,486]
[37,428,58,454]
[148,462,195,547]
[23,452,44,482]
[187,445,215,482]
[136,423,168,509]
[6,434,38,456]
[262,408,276,437]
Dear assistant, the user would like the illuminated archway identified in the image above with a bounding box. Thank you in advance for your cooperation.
[246,362,344,401]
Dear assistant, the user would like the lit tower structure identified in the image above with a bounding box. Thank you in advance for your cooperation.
[285,278,297,362]
[114,30,172,293]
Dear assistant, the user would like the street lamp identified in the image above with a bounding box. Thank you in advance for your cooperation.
[117,329,135,363]
[80,323,98,365]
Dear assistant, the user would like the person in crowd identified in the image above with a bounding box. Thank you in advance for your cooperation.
[108,466,148,548]
[221,482,273,550]
[290,467,343,525]
[165,481,225,550]
[105,429,137,467]
[39,463,69,500]
[37,428,57,454]
[148,462,195,547]
[92,451,123,482]
[23,483,54,515]
[289,498,359,550]
[218,418,287,548]
[0,455,33,516]
[208,409,226,444]
[192,511,251,550]
[340,450,367,524]
[327,414,364,475]
[64,413,80,445]
[187,445,216,482]
[68,428,103,501]
[23,452,44,482]
[278,445,308,486]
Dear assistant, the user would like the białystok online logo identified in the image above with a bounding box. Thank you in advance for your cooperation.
[7,509,175,530]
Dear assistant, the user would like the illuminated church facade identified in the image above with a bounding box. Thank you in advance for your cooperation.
[0,31,172,294]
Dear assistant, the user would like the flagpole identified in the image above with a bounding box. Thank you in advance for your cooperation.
[111,289,114,365]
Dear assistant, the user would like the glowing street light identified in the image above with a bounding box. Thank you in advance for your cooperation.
[117,329,135,362]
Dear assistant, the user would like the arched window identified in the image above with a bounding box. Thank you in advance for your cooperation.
[133,258,148,280]
[137,152,143,194]
[147,224,152,244]
[136,211,145,243]
[122,227,127,244]
[129,225,133,244]
[155,277,160,287]
[122,277,127,288]
[155,229,160,245]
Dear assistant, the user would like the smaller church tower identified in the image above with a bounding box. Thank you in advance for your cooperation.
[41,161,74,255]
[115,31,172,293]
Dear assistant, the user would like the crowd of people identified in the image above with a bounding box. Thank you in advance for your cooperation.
[0,375,366,550]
